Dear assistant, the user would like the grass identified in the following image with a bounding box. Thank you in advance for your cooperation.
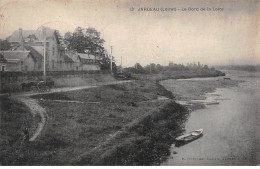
[74,101,189,165]
[15,80,185,165]
[0,96,33,165]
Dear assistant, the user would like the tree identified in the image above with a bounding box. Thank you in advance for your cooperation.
[65,27,106,56]
[64,31,72,39]
[65,27,111,70]
[0,39,11,51]
[85,28,105,56]
[134,63,145,73]
[156,64,163,71]
[100,55,117,71]
[204,65,209,70]
[73,27,84,37]
[86,28,105,46]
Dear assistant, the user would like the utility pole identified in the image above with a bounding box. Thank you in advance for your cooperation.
[43,27,46,81]
[121,56,122,73]
[110,46,113,74]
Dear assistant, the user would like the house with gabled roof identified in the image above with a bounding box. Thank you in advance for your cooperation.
[47,30,74,71]
[0,51,37,72]
[8,28,74,72]
[66,50,101,71]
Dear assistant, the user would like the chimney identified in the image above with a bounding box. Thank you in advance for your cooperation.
[19,28,25,50]
[19,28,23,40]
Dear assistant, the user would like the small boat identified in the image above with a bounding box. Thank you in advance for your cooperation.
[175,129,203,145]
[206,101,219,105]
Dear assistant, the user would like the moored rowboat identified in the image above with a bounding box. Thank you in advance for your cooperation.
[175,129,203,143]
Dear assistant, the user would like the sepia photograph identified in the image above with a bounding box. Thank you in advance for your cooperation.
[0,0,259,166]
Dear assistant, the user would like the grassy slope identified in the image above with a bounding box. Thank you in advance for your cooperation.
[0,96,35,165]
[24,80,186,165]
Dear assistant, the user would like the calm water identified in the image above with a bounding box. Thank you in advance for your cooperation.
[161,70,259,166]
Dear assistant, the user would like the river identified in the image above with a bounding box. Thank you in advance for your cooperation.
[161,70,259,166]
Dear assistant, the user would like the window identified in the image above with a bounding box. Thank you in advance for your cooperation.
[21,61,23,65]
[1,66,5,71]
[52,47,55,56]
[25,65,28,71]
[52,60,54,69]
[60,61,62,68]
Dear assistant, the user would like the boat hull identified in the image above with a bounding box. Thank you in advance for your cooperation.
[175,134,203,147]
[175,129,203,147]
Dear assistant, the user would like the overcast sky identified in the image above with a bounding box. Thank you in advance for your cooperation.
[0,0,259,67]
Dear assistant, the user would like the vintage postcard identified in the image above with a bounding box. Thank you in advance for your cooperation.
[0,0,259,166]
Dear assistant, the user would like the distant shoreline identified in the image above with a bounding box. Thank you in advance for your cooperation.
[215,65,260,72]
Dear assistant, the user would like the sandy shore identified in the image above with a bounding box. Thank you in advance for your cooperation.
[160,77,241,110]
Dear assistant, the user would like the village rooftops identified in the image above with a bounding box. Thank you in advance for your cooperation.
[66,51,101,61]
[7,27,55,43]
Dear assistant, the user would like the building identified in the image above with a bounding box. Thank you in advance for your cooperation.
[7,28,74,72]
[3,27,101,72]
[0,51,37,72]
[46,30,74,71]
[66,50,101,71]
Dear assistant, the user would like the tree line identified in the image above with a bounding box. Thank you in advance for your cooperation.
[122,61,214,74]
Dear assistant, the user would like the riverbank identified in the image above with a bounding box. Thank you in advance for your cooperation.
[132,69,225,81]
[0,69,228,165]
[160,77,241,111]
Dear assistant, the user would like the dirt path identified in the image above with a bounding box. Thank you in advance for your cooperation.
[17,80,133,97]
[10,80,133,142]
[13,96,48,141]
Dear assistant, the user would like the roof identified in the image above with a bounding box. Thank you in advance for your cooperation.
[77,53,101,60]
[0,51,31,63]
[54,30,66,50]
[65,50,102,63]
[12,44,23,51]
[27,34,37,39]
[23,45,43,61]
[30,45,44,56]
[8,27,55,42]
[64,55,74,62]
[65,50,80,62]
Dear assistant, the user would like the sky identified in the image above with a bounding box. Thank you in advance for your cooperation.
[0,0,259,67]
